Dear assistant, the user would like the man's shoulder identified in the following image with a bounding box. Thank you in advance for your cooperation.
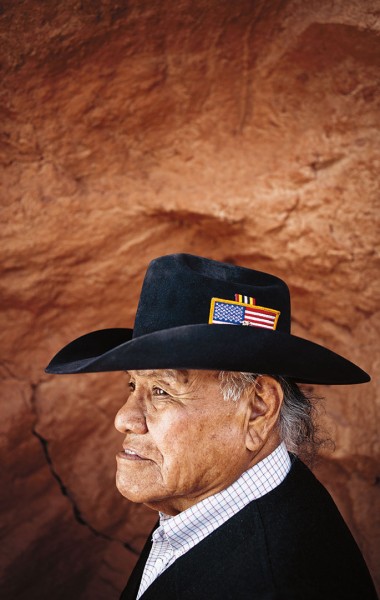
[243,457,377,600]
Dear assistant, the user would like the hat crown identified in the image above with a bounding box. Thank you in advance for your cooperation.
[133,254,291,337]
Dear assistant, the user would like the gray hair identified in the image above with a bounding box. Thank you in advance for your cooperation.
[218,371,329,464]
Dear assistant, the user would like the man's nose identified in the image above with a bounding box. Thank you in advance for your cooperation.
[114,393,148,435]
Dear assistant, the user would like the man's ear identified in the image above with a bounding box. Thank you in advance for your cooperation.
[245,375,283,453]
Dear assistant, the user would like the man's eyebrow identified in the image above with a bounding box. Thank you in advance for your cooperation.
[126,369,189,383]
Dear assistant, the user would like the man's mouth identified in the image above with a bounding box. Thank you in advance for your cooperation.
[117,447,149,461]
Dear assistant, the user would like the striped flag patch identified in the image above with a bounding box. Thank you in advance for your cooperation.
[209,296,280,330]
[234,293,255,305]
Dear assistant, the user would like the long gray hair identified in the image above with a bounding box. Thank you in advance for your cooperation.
[218,371,330,464]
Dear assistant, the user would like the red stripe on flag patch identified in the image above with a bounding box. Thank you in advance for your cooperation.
[245,307,276,319]
[245,314,275,324]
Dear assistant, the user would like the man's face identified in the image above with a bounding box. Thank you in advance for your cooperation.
[114,369,254,515]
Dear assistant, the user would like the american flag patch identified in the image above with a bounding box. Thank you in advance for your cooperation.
[209,297,280,330]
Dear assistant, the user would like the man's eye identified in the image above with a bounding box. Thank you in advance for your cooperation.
[128,382,135,392]
[152,387,168,397]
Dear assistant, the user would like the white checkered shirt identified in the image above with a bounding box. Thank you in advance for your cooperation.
[137,442,291,599]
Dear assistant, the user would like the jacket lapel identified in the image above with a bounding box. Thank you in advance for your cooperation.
[120,522,158,600]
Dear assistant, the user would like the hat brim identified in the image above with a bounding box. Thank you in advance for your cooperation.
[45,324,370,385]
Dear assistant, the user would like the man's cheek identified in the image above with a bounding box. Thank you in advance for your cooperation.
[159,454,183,489]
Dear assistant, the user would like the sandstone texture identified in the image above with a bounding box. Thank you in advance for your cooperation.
[1,0,379,597]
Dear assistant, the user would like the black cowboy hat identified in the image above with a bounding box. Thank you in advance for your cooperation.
[46,253,370,385]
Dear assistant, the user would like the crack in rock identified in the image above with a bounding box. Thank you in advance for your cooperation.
[30,383,139,556]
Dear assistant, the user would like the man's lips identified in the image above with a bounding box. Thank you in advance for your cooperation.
[117,447,149,461]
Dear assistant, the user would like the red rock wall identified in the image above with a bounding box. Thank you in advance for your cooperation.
[1,1,379,597]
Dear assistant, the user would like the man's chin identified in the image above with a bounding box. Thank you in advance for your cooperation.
[115,473,155,505]
[115,477,141,502]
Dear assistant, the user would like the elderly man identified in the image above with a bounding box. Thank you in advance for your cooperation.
[47,253,377,600]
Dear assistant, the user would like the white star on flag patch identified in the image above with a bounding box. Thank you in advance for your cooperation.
[209,296,280,330]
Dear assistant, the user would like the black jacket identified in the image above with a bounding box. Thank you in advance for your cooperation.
[121,458,377,600]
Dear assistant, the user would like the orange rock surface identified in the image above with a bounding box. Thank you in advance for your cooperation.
[1,1,379,597]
